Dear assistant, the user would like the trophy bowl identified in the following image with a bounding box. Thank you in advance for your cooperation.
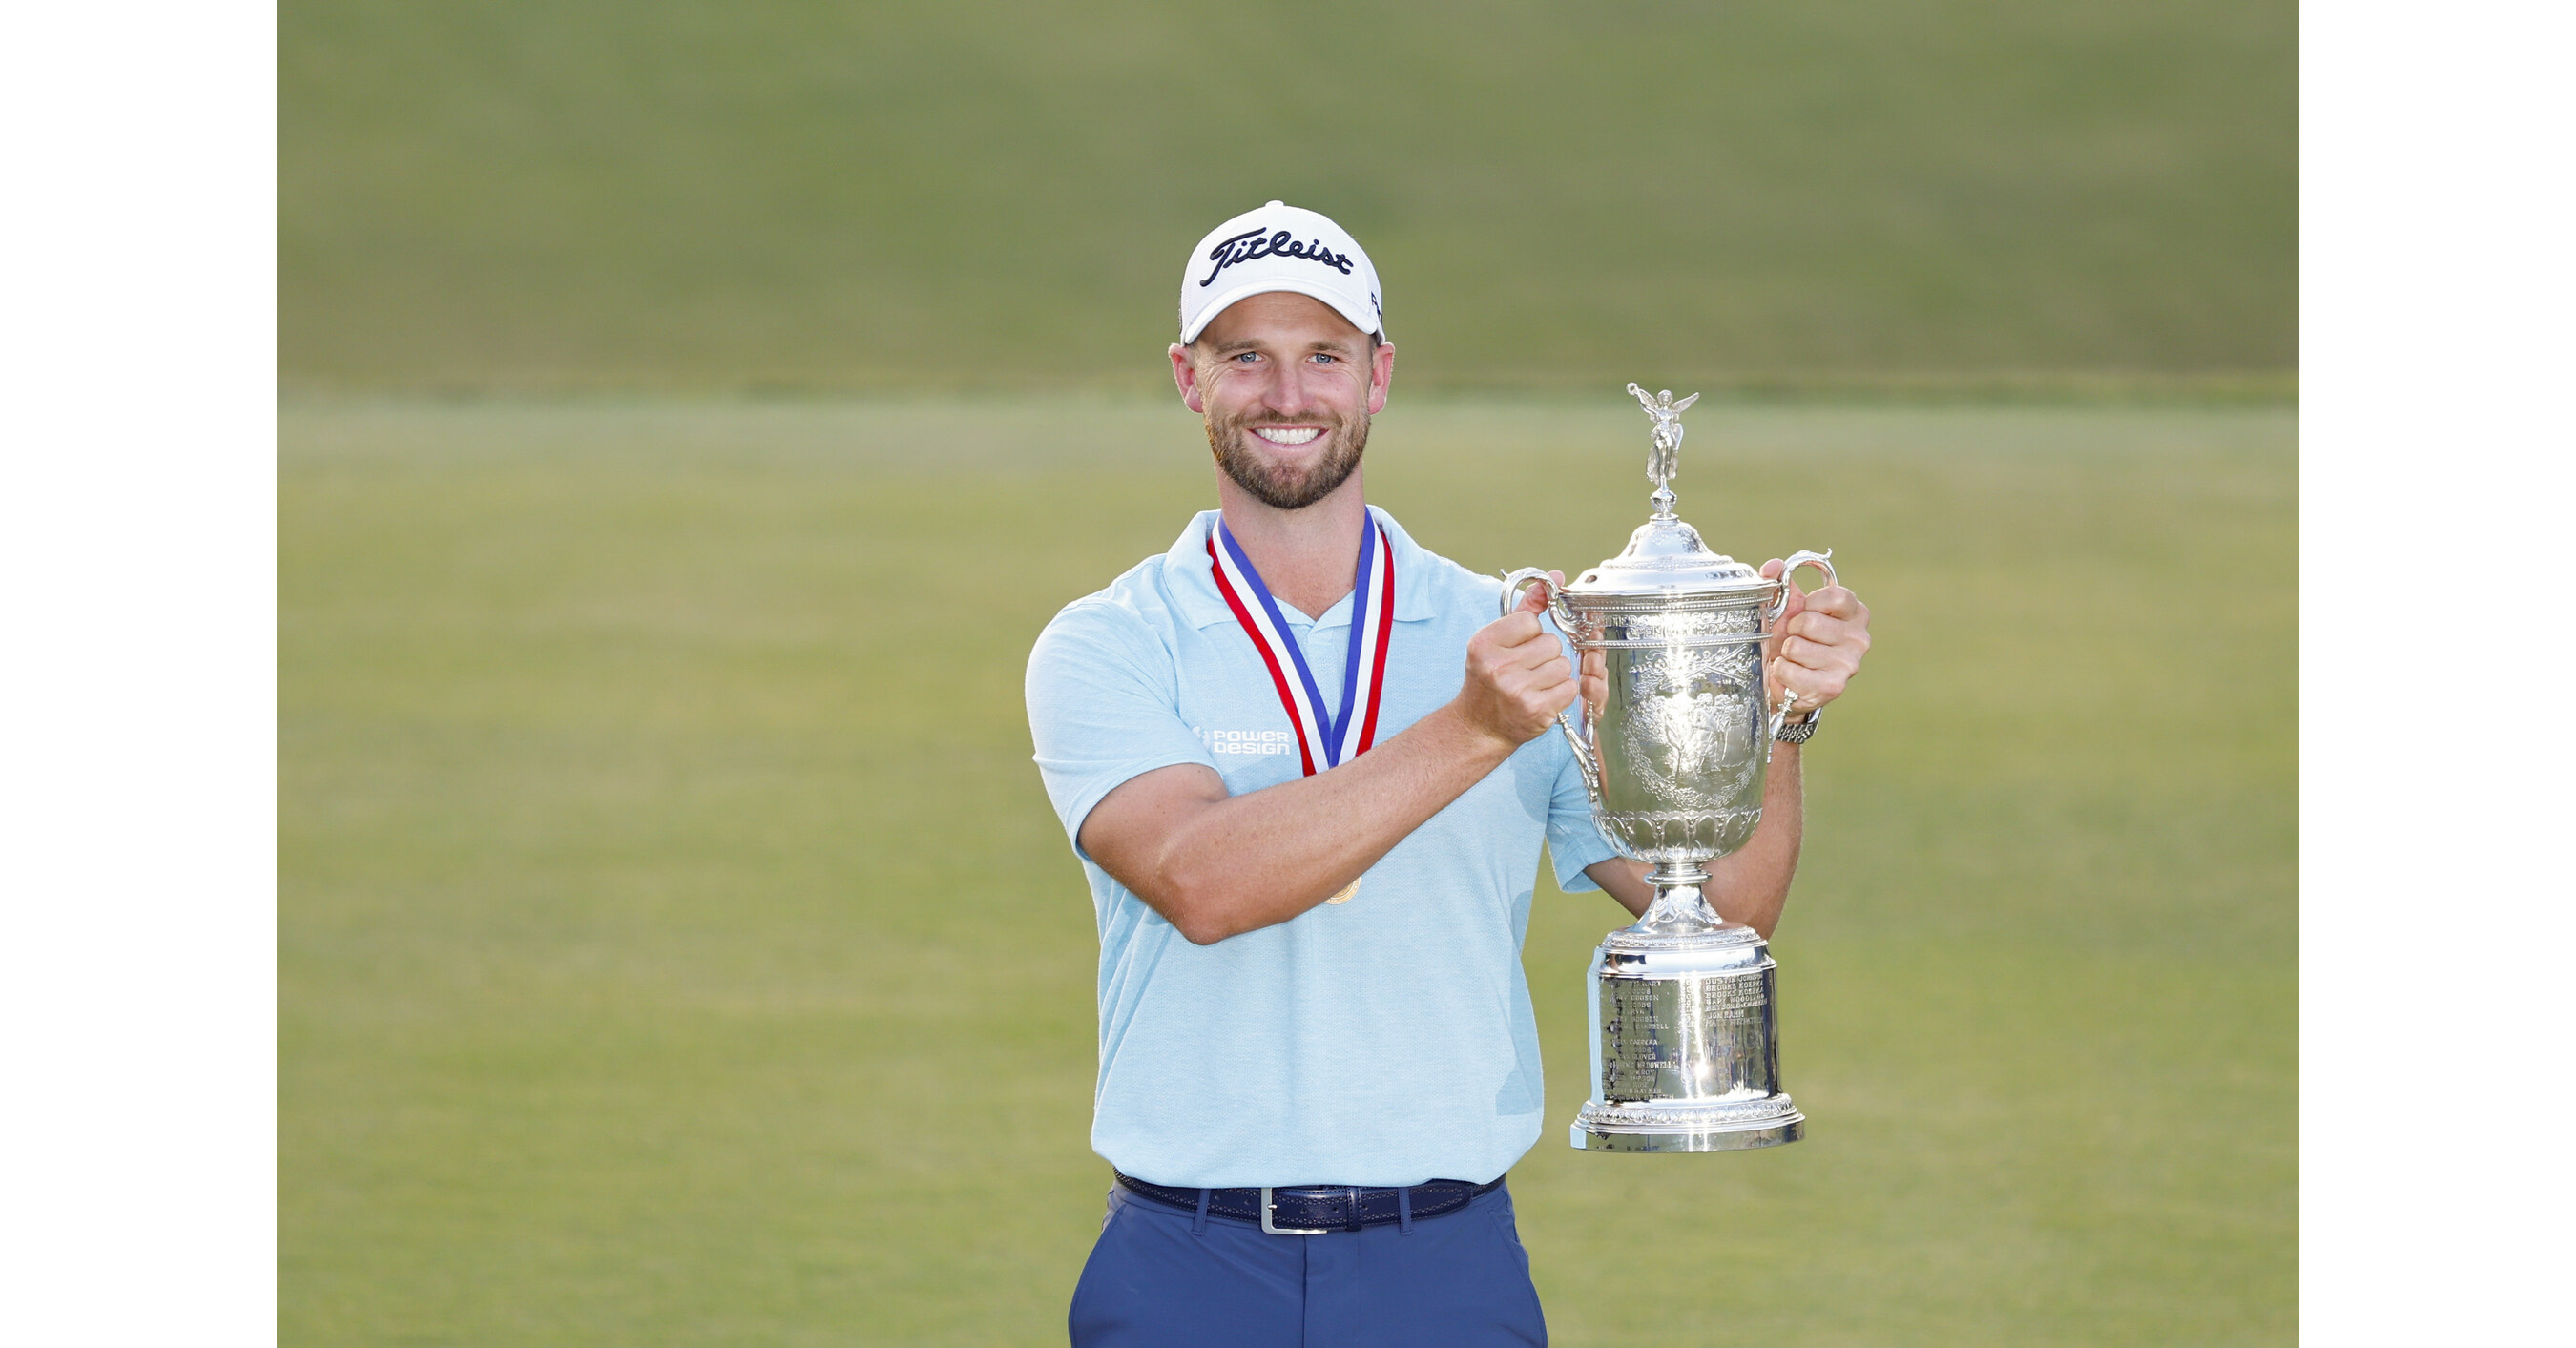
[1501,384,1837,1153]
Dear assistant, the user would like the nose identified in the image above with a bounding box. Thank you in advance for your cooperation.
[1262,358,1319,417]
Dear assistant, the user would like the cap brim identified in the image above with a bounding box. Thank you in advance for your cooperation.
[1180,278,1383,344]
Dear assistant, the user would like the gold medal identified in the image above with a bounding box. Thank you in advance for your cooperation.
[1326,877,1361,905]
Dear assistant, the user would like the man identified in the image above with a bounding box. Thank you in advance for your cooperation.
[1025,201,1872,1346]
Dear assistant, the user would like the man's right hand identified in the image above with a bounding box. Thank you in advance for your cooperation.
[1456,572,1578,747]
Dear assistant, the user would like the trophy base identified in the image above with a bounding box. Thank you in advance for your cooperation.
[1569,1097,1805,1153]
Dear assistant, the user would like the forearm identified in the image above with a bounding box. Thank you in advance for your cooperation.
[1085,582,1586,944]
[1585,744,1803,938]
[1121,702,1518,943]
[1708,744,1802,938]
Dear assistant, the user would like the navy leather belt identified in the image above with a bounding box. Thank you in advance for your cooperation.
[1113,1171,1504,1234]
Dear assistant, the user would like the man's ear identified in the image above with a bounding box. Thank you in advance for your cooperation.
[1365,341,1396,416]
[1170,342,1206,414]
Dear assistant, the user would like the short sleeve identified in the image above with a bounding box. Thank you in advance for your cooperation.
[1545,737,1619,892]
[1026,599,1220,856]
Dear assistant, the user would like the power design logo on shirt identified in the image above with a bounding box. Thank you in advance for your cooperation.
[1200,728,1298,757]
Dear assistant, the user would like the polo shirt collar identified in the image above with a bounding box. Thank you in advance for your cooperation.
[1165,506,1442,630]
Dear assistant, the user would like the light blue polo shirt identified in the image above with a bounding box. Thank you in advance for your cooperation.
[1025,507,1618,1188]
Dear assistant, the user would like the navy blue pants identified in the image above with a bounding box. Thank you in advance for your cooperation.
[1068,1181,1547,1347]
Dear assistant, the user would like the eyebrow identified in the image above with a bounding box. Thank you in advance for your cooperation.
[1204,334,1368,360]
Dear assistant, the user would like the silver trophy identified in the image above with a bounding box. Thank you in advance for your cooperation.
[1501,384,1836,1153]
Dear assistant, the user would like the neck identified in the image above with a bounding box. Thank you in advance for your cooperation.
[1215,471,1369,619]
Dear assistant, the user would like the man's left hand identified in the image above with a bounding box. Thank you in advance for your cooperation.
[1761,558,1871,717]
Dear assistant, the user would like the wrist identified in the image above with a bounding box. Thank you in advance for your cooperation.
[1434,698,1525,763]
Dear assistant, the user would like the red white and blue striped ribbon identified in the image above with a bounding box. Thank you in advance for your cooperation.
[1207,508,1396,778]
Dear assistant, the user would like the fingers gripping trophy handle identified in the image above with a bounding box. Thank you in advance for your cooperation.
[1498,568,1605,802]
[1498,567,1555,620]
[1765,549,1837,738]
[1763,549,1837,623]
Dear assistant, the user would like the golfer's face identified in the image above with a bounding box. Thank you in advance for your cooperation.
[1188,292,1387,475]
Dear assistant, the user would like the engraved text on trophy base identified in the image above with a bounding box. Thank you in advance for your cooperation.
[1597,968,1781,1104]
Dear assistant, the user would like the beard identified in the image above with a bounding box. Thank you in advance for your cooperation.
[1206,405,1370,510]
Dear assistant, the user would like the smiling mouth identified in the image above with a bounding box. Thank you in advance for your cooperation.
[1250,425,1323,446]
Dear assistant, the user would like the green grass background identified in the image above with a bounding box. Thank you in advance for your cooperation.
[282,0,2297,1337]
[280,0,2295,391]
[280,398,2296,1344]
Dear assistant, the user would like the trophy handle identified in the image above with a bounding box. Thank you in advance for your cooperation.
[1499,569,1604,802]
[1765,550,1838,740]
[1499,567,1558,619]
[1764,549,1837,624]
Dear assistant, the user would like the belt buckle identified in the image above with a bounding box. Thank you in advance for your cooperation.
[1259,1187,1331,1235]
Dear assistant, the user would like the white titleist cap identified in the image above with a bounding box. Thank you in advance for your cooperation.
[1178,200,1384,344]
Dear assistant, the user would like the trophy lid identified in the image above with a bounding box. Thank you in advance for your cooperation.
[1563,514,1770,598]
[1560,384,1774,600]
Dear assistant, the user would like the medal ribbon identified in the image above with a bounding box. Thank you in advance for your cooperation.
[1207,508,1397,777]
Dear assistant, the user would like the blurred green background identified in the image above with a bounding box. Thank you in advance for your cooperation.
[281,404,2296,1344]
[281,0,2295,392]
[280,1,2296,1344]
